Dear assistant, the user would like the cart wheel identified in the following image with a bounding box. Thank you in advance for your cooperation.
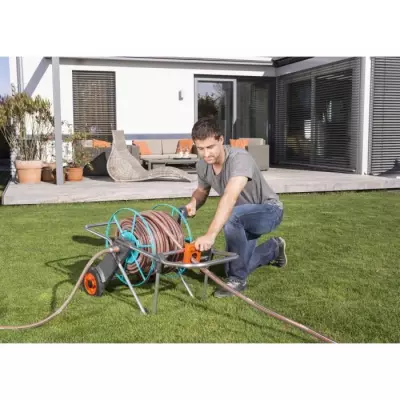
[83,269,105,296]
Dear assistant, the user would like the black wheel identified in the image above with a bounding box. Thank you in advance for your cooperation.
[82,268,105,296]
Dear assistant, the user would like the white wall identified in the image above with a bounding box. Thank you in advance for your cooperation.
[9,57,270,139]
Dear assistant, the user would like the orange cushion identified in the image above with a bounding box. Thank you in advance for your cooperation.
[230,138,249,149]
[133,140,152,155]
[176,139,193,153]
[93,139,111,148]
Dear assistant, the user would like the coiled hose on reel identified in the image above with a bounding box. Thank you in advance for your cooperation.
[0,209,336,343]
[116,210,186,277]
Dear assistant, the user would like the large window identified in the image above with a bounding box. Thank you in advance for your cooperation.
[369,57,400,175]
[195,78,235,143]
[315,69,352,167]
[72,70,116,141]
[236,80,270,141]
[286,79,312,163]
[276,58,361,172]
[195,77,272,144]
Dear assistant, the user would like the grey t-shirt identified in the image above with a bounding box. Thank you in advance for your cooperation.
[196,146,279,205]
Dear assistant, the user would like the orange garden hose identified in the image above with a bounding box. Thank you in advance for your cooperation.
[138,210,336,344]
[199,268,336,343]
[0,247,119,331]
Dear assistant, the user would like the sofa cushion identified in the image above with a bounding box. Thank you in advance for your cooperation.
[230,138,249,149]
[133,140,152,155]
[93,139,111,148]
[139,139,162,155]
[241,137,266,146]
[161,139,179,154]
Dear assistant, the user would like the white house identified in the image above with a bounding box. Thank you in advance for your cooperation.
[7,56,400,182]
[8,56,281,138]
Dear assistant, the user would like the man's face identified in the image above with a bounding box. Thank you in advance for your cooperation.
[194,136,224,164]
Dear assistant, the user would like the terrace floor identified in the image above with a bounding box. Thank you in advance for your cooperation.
[2,167,400,206]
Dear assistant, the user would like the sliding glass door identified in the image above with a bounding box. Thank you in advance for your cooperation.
[275,58,361,172]
[236,80,270,141]
[195,78,236,143]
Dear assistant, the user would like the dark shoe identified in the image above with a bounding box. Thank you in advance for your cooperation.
[271,237,287,268]
[213,277,247,298]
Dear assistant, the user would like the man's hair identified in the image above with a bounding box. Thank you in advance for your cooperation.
[191,117,223,141]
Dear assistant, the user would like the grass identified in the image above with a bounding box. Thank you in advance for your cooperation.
[0,190,399,343]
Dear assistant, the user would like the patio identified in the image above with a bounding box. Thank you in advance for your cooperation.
[2,167,400,206]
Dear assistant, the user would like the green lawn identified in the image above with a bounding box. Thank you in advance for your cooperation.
[0,190,399,343]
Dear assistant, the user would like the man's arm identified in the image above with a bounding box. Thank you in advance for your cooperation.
[185,185,210,216]
[191,185,210,210]
[194,176,248,251]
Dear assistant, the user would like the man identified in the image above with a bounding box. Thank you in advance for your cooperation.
[185,117,287,298]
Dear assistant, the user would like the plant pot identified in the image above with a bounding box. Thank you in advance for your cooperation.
[67,167,83,181]
[15,160,43,184]
[42,163,68,184]
[42,162,57,183]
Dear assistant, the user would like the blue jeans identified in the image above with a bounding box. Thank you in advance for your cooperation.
[223,200,283,281]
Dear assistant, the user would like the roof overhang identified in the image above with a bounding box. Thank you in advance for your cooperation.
[46,56,276,67]
[119,56,276,66]
[45,56,352,77]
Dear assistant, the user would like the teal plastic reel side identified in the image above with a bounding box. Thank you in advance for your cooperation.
[105,207,157,287]
[104,204,193,287]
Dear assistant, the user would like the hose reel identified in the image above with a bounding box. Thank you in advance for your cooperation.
[103,204,193,287]
[82,203,214,304]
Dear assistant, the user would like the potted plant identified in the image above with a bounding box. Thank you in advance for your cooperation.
[41,121,72,184]
[64,131,93,181]
[0,86,54,184]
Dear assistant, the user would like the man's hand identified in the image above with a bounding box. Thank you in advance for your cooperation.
[185,200,197,217]
[194,233,216,252]
[186,185,210,218]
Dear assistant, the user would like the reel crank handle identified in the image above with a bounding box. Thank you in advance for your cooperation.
[177,206,195,224]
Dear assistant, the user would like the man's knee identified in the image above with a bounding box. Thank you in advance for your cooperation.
[223,213,242,237]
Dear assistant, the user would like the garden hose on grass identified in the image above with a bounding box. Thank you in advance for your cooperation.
[198,267,336,343]
[0,209,336,343]
[0,247,120,331]
[143,211,336,344]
